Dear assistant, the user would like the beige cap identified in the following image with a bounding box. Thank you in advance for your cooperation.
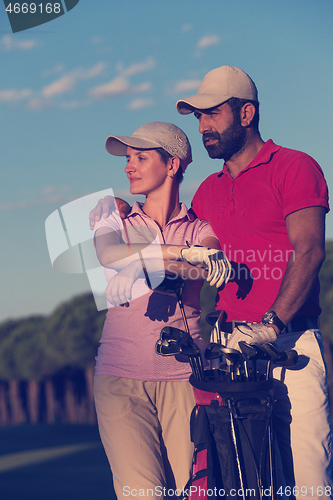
[176,65,258,115]
[105,121,192,172]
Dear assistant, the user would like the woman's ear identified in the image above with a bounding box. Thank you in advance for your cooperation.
[168,156,181,177]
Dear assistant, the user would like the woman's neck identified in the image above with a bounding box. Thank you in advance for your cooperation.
[142,186,181,230]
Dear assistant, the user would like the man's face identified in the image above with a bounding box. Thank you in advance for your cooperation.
[194,102,246,161]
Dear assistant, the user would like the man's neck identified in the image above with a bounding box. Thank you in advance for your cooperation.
[225,133,265,179]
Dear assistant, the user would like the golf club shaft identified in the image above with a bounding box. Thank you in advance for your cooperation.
[178,299,190,334]
[227,399,246,500]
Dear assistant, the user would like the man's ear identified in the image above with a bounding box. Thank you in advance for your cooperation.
[240,102,256,127]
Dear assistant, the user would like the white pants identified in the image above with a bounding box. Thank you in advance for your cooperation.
[272,329,333,499]
[94,376,195,500]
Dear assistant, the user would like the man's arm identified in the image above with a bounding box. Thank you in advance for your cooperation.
[227,206,326,349]
[269,206,326,329]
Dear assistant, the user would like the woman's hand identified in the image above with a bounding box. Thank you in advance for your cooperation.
[106,260,143,306]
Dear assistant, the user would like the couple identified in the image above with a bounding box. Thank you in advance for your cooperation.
[92,66,332,500]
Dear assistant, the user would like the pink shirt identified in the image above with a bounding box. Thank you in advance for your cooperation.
[192,140,329,322]
[94,202,216,381]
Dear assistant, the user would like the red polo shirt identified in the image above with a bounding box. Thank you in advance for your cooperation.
[191,139,329,322]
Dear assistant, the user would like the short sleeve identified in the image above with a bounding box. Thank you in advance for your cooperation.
[196,220,218,244]
[275,152,329,218]
[93,211,123,247]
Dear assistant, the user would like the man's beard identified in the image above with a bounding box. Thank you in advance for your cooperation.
[202,116,247,161]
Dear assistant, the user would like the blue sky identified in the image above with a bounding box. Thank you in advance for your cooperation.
[1,0,333,322]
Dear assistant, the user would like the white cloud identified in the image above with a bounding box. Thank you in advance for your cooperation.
[43,74,76,97]
[82,62,106,79]
[0,89,33,102]
[0,35,38,51]
[173,80,201,94]
[26,98,52,110]
[197,35,220,49]
[89,58,155,100]
[89,76,130,98]
[0,56,153,110]
[42,62,107,98]
[132,82,151,93]
[128,98,154,110]
[121,57,156,77]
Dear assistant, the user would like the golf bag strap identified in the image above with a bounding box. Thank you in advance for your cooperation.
[187,405,217,499]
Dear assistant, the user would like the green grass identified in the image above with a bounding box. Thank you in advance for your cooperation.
[0,424,116,500]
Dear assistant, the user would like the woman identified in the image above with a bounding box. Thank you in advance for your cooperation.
[93,122,229,499]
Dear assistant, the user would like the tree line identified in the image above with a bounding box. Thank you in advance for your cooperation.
[0,294,105,425]
[1,242,333,425]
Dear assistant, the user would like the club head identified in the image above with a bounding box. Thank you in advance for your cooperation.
[220,347,242,365]
[273,349,298,367]
[155,338,181,356]
[204,342,226,360]
[250,343,272,361]
[160,326,192,343]
[205,310,224,326]
[261,342,280,361]
[147,273,185,298]
[238,341,258,359]
[179,338,201,356]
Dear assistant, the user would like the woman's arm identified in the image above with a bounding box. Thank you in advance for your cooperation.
[95,228,221,272]
[104,236,221,306]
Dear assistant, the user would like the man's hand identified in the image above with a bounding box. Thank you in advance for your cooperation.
[89,196,131,229]
[105,260,142,306]
[227,323,278,351]
[181,244,231,287]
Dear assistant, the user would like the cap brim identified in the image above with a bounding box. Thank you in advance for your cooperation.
[105,136,161,156]
[176,94,232,115]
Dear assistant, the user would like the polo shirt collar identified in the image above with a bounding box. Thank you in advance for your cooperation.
[221,139,281,177]
[129,201,194,222]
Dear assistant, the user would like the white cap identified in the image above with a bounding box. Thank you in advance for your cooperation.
[105,122,192,172]
[176,66,258,115]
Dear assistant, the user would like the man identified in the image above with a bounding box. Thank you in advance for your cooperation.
[90,66,332,498]
[176,65,332,498]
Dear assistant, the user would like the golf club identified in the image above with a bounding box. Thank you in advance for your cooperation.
[160,326,192,343]
[155,338,182,356]
[261,343,298,379]
[206,310,224,344]
[226,398,246,500]
[219,347,242,381]
[238,342,259,381]
[179,338,205,381]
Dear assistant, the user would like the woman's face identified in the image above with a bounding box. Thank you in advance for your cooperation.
[124,146,170,196]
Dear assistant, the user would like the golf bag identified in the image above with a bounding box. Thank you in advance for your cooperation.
[185,371,276,500]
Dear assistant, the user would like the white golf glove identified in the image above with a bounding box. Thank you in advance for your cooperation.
[227,322,278,351]
[181,243,232,288]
